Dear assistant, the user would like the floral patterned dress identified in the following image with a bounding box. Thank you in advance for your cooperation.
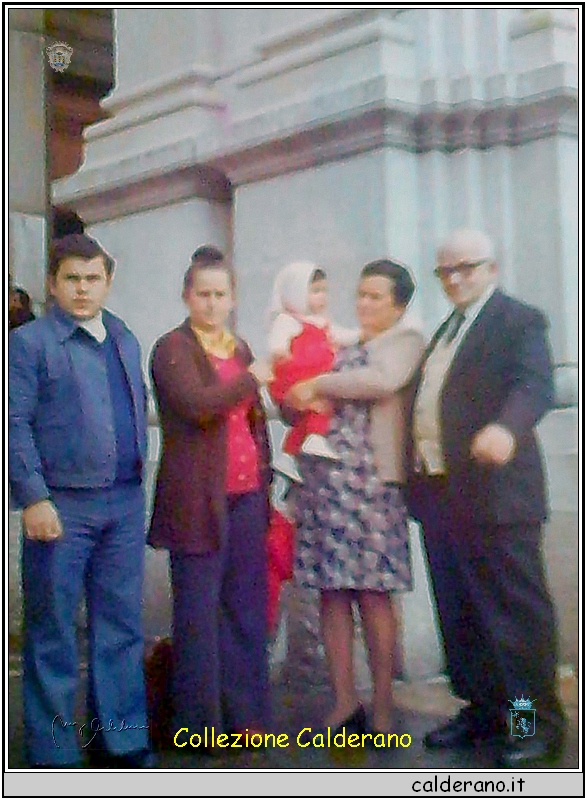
[294,343,412,592]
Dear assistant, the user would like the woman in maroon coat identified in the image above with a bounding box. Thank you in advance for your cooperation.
[148,246,272,746]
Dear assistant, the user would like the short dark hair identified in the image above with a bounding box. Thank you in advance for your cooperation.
[48,234,115,278]
[311,268,327,282]
[12,287,32,307]
[183,245,230,297]
[360,259,415,307]
[51,206,86,238]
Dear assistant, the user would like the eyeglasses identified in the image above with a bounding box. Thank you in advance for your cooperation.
[433,259,489,280]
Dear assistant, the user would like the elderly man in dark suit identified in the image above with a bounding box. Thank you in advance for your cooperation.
[408,229,565,768]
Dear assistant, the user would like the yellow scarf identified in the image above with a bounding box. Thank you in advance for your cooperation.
[191,325,236,359]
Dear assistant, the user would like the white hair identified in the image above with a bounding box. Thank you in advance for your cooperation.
[438,229,496,262]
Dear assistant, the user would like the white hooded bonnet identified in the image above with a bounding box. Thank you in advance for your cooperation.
[267,261,321,322]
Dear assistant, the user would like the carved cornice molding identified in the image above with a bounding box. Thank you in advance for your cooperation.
[213,90,578,186]
[414,91,577,154]
[56,164,231,224]
[89,67,223,141]
[54,86,577,210]
[256,8,404,60]
[509,8,578,40]
[209,107,412,186]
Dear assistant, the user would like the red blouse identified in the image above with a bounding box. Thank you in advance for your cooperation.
[209,353,260,495]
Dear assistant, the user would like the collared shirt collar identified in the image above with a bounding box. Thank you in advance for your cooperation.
[79,311,107,343]
[48,303,109,343]
[461,283,497,323]
[438,284,497,349]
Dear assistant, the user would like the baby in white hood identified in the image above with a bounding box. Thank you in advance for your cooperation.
[267,261,357,461]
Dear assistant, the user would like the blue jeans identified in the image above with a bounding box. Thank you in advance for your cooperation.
[21,483,148,766]
[170,490,270,735]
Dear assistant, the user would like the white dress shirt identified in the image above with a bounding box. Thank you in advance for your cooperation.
[414,284,496,474]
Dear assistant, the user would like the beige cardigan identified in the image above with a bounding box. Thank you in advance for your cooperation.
[314,322,425,484]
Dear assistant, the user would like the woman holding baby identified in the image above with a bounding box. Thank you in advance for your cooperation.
[273,259,424,738]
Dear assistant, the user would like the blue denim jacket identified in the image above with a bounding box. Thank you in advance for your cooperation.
[9,304,148,508]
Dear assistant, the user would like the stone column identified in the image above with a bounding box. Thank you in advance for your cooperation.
[8,9,47,305]
[8,9,48,645]
[508,8,578,366]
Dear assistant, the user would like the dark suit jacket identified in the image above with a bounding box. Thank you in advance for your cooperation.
[407,289,554,525]
[148,320,271,554]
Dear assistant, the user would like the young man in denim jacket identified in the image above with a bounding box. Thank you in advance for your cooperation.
[9,234,152,768]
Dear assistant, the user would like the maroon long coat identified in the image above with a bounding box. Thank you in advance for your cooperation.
[148,320,271,554]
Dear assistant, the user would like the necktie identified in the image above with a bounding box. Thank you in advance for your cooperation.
[445,311,466,344]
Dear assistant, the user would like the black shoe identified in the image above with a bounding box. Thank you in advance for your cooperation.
[424,707,504,750]
[499,733,565,768]
[333,705,367,737]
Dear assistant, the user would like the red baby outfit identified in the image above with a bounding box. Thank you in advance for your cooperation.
[268,321,335,455]
[210,354,260,494]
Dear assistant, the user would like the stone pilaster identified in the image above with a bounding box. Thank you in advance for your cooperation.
[8,9,46,303]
